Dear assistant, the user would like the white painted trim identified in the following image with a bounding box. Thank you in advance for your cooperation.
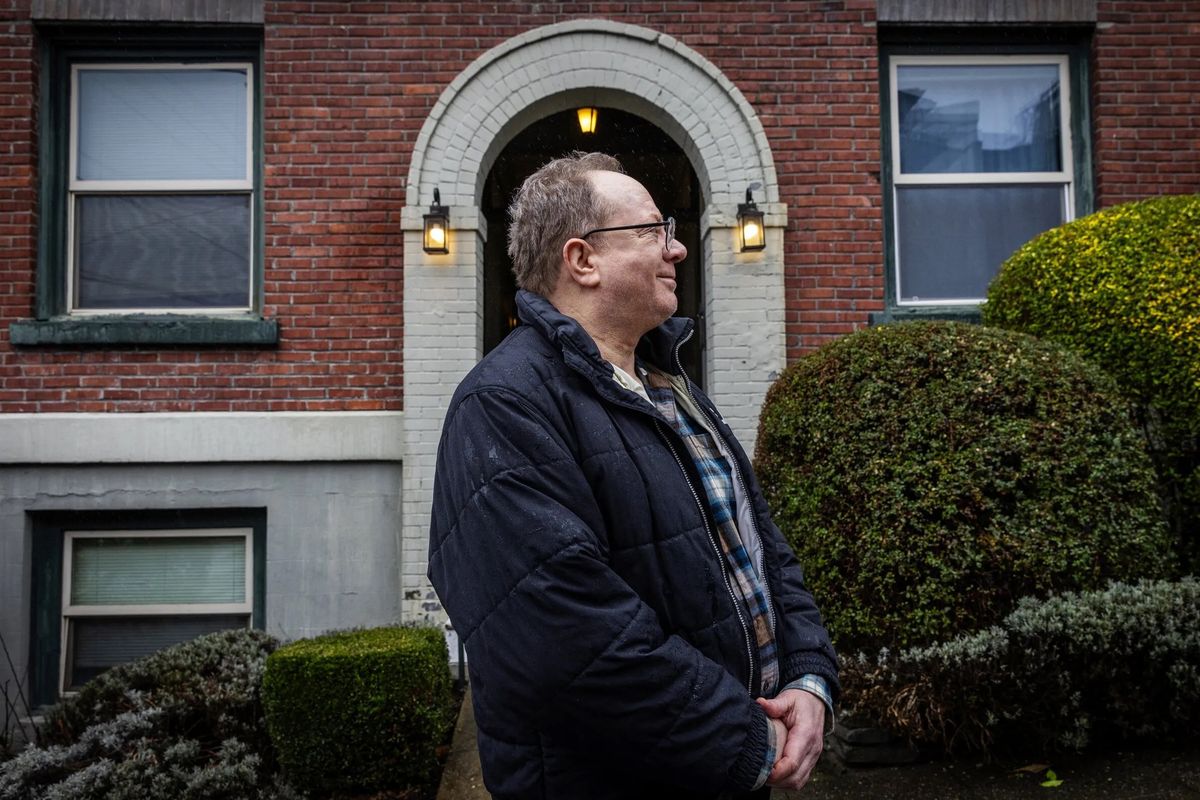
[0,411,405,464]
[888,54,1075,306]
[890,55,1073,184]
[67,62,256,313]
[61,527,253,693]
[69,62,254,186]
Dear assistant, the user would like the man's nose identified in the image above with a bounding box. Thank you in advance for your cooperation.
[665,238,687,263]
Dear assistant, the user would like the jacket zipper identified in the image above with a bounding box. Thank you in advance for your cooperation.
[560,320,761,694]
[653,418,756,697]
[671,330,779,643]
[662,327,759,695]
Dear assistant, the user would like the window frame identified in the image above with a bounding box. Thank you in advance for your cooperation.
[60,527,254,693]
[875,34,1094,323]
[10,26,275,346]
[30,508,267,707]
[66,61,257,315]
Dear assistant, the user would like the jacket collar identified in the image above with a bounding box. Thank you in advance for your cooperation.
[516,289,694,402]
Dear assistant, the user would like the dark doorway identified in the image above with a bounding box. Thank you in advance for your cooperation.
[481,107,705,387]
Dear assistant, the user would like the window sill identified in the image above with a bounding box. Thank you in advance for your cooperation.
[869,306,984,326]
[9,315,279,346]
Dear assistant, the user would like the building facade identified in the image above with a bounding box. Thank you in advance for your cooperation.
[2,0,1198,706]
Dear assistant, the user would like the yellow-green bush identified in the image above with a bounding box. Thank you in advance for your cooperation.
[754,321,1171,652]
[984,194,1200,567]
[262,626,456,795]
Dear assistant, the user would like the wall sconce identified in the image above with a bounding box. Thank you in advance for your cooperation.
[737,182,766,252]
[577,107,598,134]
[423,188,449,254]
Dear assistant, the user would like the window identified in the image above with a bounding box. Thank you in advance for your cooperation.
[61,530,253,690]
[11,28,275,346]
[880,46,1092,316]
[30,510,266,705]
[68,64,254,313]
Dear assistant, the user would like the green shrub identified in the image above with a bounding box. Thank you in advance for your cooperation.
[262,625,456,795]
[0,629,301,799]
[755,321,1171,651]
[841,578,1200,754]
[984,194,1200,567]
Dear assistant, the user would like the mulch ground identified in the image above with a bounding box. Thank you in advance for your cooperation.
[778,742,1200,800]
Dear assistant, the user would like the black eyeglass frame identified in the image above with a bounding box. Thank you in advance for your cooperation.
[580,217,676,252]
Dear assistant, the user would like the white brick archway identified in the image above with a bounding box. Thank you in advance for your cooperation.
[400,19,788,621]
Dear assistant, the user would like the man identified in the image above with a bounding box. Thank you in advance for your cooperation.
[428,152,838,799]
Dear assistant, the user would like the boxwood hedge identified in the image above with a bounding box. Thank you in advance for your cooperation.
[984,194,1200,568]
[262,625,456,795]
[754,321,1171,651]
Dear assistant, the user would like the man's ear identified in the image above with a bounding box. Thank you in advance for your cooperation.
[562,238,600,288]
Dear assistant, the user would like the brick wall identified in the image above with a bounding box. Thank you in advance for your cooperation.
[0,9,37,410]
[0,1,1195,412]
[1093,1,1200,207]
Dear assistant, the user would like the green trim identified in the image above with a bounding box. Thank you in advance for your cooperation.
[10,316,278,346]
[30,508,268,708]
[30,525,64,708]
[869,307,984,326]
[252,512,267,629]
[27,27,271,345]
[878,30,1095,318]
[1067,41,1095,217]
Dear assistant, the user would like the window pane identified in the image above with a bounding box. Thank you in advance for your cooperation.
[897,64,1062,174]
[71,536,247,606]
[76,68,248,181]
[897,184,1065,302]
[67,615,248,688]
[74,194,250,309]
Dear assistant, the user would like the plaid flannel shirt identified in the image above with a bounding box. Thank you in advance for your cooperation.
[615,362,832,790]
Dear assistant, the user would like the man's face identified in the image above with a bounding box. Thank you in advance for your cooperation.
[584,171,688,336]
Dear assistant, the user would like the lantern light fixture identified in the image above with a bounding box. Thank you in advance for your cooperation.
[577,107,598,134]
[737,182,766,252]
[423,187,449,254]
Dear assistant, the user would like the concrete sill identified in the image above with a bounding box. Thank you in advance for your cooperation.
[10,315,279,346]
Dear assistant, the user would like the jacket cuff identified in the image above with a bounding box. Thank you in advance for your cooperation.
[729,704,770,792]
[780,651,841,702]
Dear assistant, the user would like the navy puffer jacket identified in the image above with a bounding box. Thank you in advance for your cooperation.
[428,291,838,800]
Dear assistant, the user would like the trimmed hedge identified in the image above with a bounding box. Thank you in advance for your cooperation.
[0,629,300,800]
[984,194,1200,567]
[755,321,1171,651]
[841,578,1200,754]
[263,625,456,795]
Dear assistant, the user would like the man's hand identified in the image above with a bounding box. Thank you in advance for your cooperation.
[757,688,826,791]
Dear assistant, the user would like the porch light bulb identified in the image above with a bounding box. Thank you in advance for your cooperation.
[577,107,598,134]
[428,223,445,246]
[742,219,760,243]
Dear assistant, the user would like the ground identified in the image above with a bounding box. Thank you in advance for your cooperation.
[437,690,1200,800]
[782,742,1200,800]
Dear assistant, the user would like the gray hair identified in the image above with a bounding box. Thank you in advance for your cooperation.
[506,151,625,296]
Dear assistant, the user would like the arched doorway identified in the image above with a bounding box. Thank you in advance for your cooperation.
[401,19,789,624]
[481,107,705,385]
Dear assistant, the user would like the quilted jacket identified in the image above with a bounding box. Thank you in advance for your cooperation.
[428,290,839,800]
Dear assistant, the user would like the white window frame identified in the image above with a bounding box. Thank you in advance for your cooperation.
[889,54,1075,307]
[60,527,253,692]
[66,62,256,315]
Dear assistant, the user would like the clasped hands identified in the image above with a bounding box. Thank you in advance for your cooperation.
[757,688,826,791]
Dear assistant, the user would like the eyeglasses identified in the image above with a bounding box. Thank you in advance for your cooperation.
[581,217,676,253]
